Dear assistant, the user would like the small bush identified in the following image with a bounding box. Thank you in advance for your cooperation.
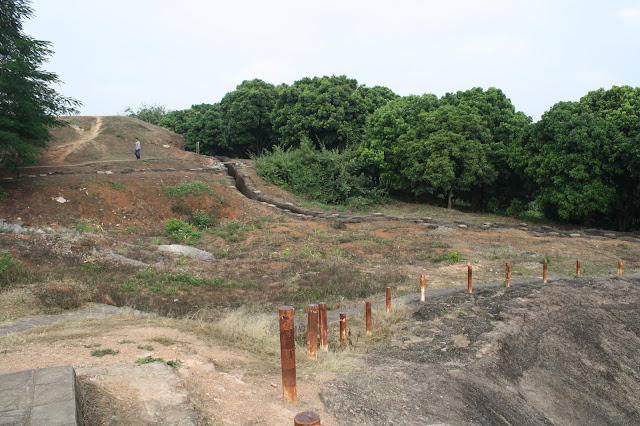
[432,250,463,263]
[0,251,26,288]
[164,218,201,245]
[163,181,211,198]
[91,349,119,357]
[191,210,217,230]
[255,138,387,208]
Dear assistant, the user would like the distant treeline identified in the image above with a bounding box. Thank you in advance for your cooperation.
[126,77,640,231]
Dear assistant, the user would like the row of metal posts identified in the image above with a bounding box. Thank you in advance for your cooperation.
[283,258,624,424]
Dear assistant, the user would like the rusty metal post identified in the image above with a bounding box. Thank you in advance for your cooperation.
[505,262,511,288]
[339,312,347,348]
[365,301,372,336]
[467,265,473,294]
[420,274,426,302]
[576,259,581,276]
[318,302,328,352]
[307,304,318,360]
[543,259,548,284]
[385,287,392,312]
[618,260,623,277]
[279,306,297,403]
[294,411,321,425]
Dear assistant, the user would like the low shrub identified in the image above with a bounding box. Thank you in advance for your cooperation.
[164,218,201,245]
[0,251,27,288]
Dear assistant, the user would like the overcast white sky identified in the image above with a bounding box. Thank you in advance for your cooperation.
[23,0,640,121]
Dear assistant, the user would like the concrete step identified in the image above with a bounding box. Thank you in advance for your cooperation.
[0,366,80,426]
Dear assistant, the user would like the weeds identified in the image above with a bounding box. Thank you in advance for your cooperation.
[166,359,183,369]
[192,210,217,230]
[90,348,119,357]
[163,181,211,198]
[135,356,163,364]
[164,218,201,245]
[432,250,463,263]
[211,220,248,242]
[137,345,153,351]
[0,251,27,288]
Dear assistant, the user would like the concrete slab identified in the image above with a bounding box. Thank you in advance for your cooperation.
[0,366,81,426]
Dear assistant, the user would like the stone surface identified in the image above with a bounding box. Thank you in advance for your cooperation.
[0,366,81,426]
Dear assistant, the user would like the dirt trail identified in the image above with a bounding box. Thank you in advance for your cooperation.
[39,116,103,164]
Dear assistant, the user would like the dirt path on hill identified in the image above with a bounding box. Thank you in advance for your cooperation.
[39,116,103,164]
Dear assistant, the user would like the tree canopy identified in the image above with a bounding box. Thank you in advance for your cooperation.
[0,0,80,170]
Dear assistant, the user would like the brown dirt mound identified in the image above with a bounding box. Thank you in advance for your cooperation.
[320,277,640,425]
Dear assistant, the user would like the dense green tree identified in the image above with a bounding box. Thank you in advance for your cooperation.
[220,79,278,156]
[360,89,526,209]
[440,87,530,209]
[0,0,80,170]
[272,75,396,150]
[359,94,439,189]
[518,101,625,228]
[402,103,496,208]
[124,103,167,126]
[579,86,640,229]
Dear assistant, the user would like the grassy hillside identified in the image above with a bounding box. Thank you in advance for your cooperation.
[45,116,187,165]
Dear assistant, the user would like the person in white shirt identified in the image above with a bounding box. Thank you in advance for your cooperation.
[134,137,141,159]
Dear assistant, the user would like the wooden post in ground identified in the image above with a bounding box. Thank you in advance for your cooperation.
[279,306,297,403]
[294,411,321,425]
[576,259,581,276]
[467,265,473,294]
[505,262,511,288]
[339,312,347,348]
[365,301,372,337]
[386,287,392,313]
[618,260,623,277]
[420,274,426,302]
[543,259,548,284]
[318,302,328,352]
[307,304,318,361]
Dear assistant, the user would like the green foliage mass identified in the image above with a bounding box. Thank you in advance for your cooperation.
[0,0,81,171]
[164,218,201,245]
[256,138,387,208]
[517,86,640,230]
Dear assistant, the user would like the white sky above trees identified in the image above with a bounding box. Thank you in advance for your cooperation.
[24,0,640,121]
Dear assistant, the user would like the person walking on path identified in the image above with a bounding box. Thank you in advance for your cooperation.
[134,137,141,160]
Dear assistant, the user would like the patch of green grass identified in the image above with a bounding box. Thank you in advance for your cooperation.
[135,356,164,364]
[165,218,201,245]
[191,210,217,230]
[163,181,211,198]
[0,251,27,288]
[166,359,183,369]
[211,220,248,242]
[74,222,92,233]
[119,340,134,344]
[90,349,119,357]
[137,345,153,351]
[110,181,125,191]
[432,250,463,263]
